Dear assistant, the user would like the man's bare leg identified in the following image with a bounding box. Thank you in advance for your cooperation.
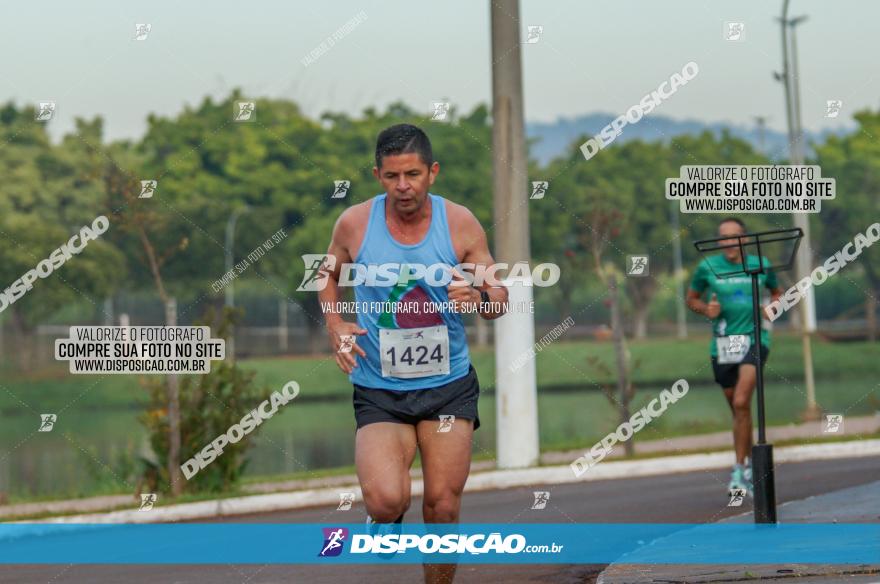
[356,422,418,522]
[731,364,757,465]
[417,418,474,584]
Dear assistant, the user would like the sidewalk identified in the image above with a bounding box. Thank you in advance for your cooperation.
[597,481,880,583]
[2,414,878,522]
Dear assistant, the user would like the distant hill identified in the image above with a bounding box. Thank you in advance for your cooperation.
[525,113,852,165]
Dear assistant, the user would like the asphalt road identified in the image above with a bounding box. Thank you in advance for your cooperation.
[4,455,878,584]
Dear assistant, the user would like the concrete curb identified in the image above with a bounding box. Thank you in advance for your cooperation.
[16,439,880,524]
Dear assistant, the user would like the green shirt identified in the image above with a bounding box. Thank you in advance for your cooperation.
[689,254,778,357]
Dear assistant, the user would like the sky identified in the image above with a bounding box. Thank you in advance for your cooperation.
[0,0,876,143]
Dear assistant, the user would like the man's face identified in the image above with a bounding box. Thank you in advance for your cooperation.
[718,220,745,262]
[373,153,439,215]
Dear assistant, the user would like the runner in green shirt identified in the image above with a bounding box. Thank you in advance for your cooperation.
[686,218,782,499]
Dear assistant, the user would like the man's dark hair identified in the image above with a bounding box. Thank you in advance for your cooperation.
[375,124,433,169]
[719,217,746,231]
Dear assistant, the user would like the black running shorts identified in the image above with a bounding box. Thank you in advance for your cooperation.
[711,345,770,389]
[353,364,481,430]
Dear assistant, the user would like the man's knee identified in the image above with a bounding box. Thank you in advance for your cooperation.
[423,491,462,523]
[364,488,410,522]
[732,391,752,414]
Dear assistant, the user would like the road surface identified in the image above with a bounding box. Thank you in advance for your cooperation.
[4,455,878,584]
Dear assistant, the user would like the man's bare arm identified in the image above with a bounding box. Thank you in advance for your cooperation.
[450,208,509,320]
[319,209,367,373]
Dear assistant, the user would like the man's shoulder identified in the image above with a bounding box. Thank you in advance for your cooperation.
[442,197,481,231]
[336,198,375,230]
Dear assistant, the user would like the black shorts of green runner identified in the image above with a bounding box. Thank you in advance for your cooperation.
[711,345,770,389]
[353,364,481,430]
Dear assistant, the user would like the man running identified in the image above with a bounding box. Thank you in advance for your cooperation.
[319,123,508,583]
[685,217,782,498]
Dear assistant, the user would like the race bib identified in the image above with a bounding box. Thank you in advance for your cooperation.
[380,325,450,378]
[716,334,750,364]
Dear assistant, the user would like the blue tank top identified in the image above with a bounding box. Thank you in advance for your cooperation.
[349,193,471,390]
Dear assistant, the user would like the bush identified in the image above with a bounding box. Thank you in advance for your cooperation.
[139,307,268,494]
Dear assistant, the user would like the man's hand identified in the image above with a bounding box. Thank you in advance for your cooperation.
[446,268,480,313]
[327,321,367,374]
[705,293,721,319]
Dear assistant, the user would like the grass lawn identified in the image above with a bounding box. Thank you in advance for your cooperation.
[3,333,876,411]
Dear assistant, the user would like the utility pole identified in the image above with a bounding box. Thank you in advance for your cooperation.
[490,0,539,469]
[754,116,768,154]
[670,201,687,338]
[778,0,819,420]
[224,206,249,361]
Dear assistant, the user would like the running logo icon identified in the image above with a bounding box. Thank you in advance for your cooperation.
[728,335,746,355]
[724,22,744,41]
[297,254,337,292]
[134,23,151,40]
[319,527,349,557]
[234,102,256,122]
[823,414,843,433]
[139,180,157,199]
[825,100,843,118]
[337,492,354,511]
[338,335,355,354]
[139,493,157,511]
[38,414,57,432]
[627,255,649,277]
[530,181,548,200]
[526,25,543,44]
[438,415,455,433]
[728,488,746,507]
[431,102,450,121]
[531,491,550,510]
[331,180,350,199]
[36,102,56,121]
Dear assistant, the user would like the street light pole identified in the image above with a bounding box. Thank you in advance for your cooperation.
[490,0,539,469]
[670,201,687,338]
[225,206,250,361]
[778,1,820,420]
